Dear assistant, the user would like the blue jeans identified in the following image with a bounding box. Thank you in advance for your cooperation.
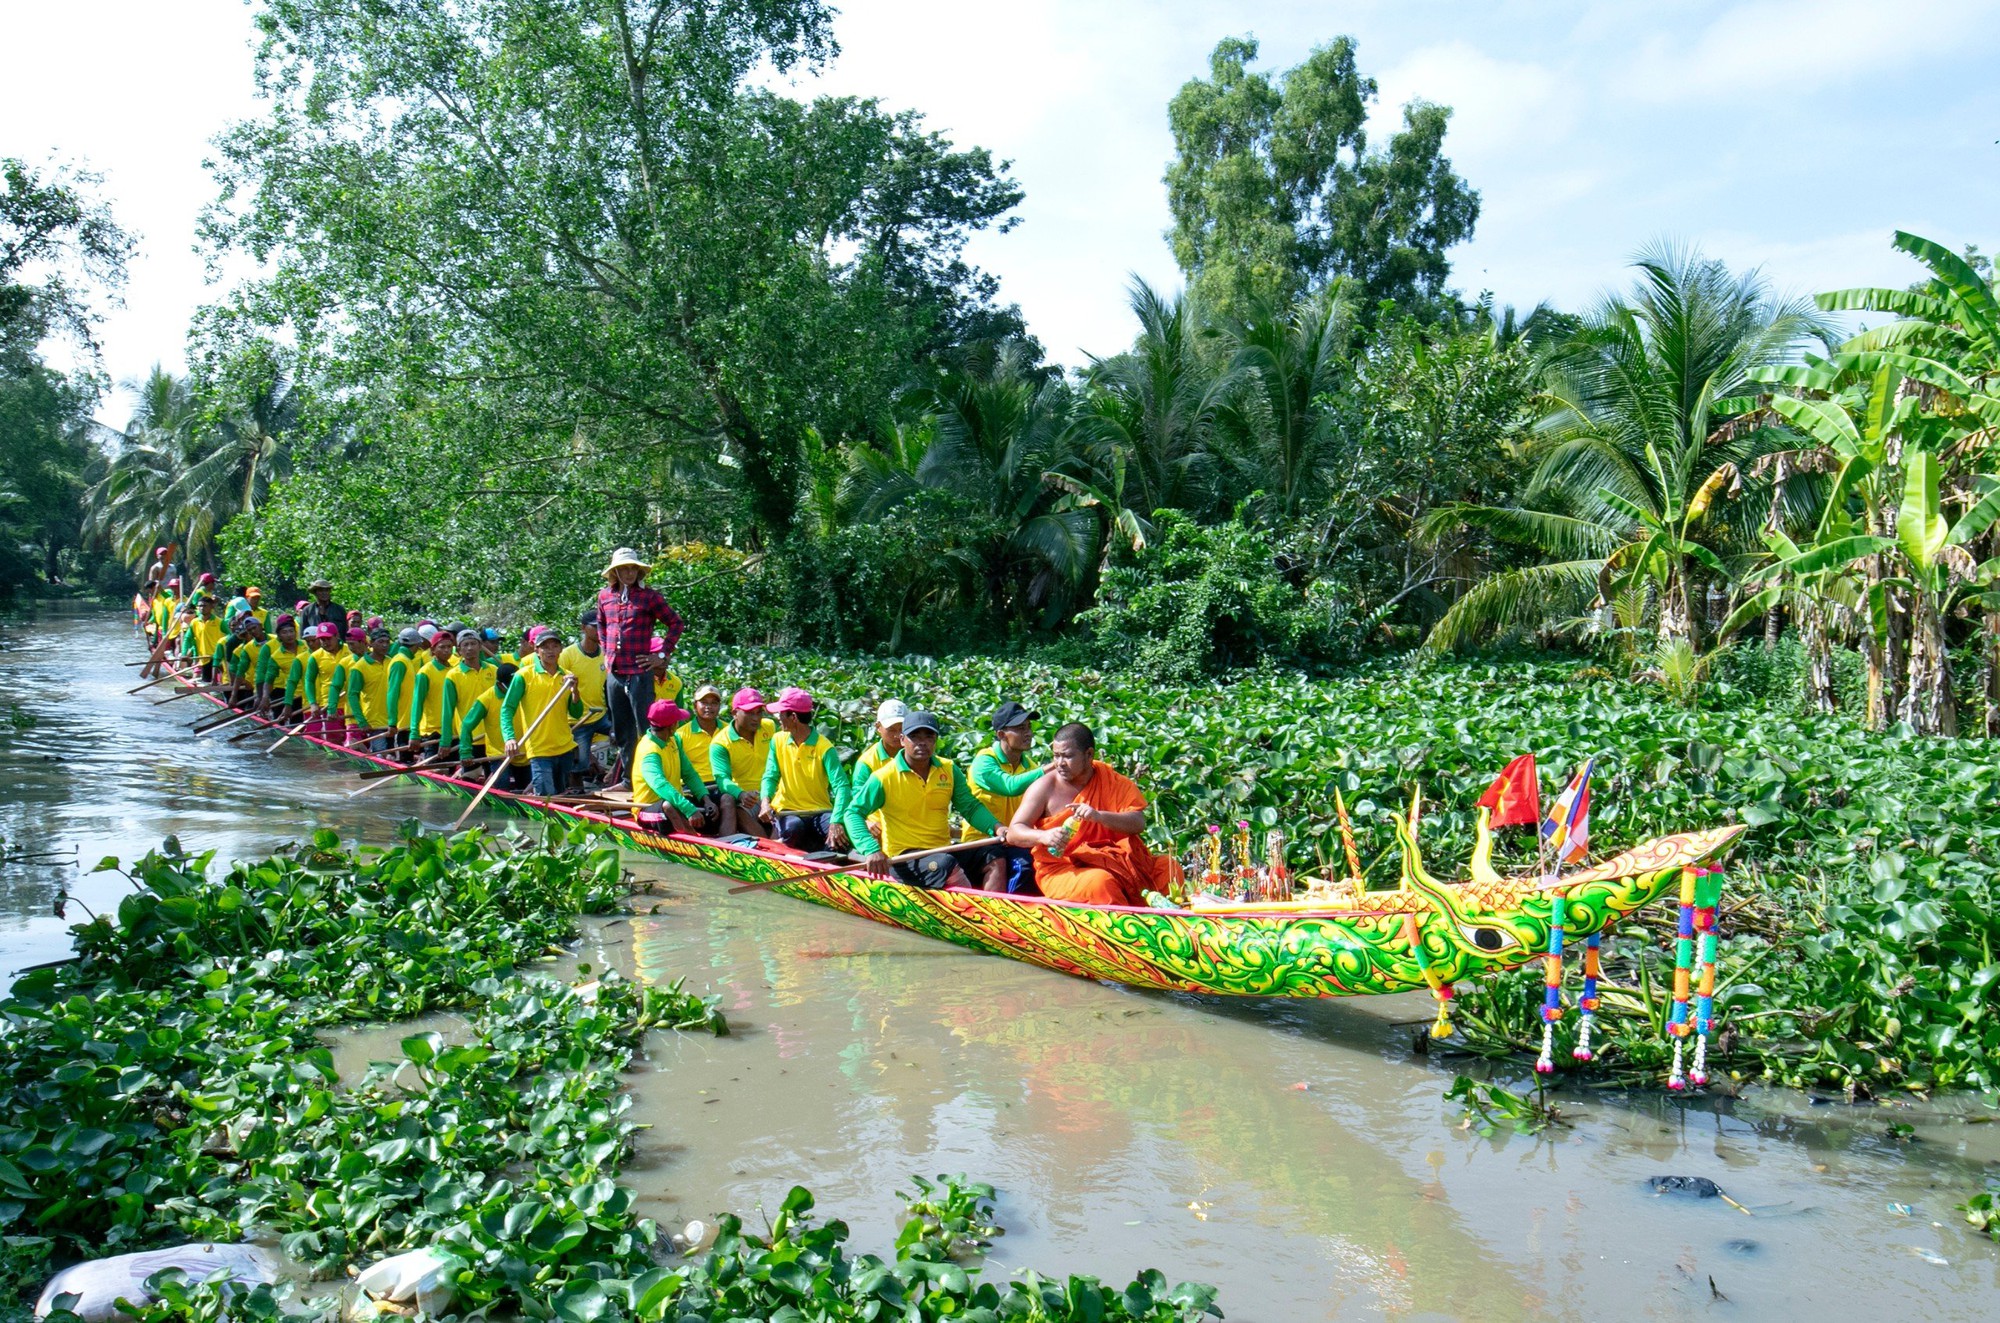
[528,752,575,797]
[776,810,834,851]
[574,714,613,774]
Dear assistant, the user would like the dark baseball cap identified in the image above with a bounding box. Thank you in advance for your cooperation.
[902,709,942,736]
[990,701,1039,730]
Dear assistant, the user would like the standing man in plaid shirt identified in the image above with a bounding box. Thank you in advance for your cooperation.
[596,546,685,787]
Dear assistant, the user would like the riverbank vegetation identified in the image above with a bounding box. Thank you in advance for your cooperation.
[3,829,1221,1322]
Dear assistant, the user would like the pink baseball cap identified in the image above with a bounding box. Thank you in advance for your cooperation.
[646,699,690,728]
[772,686,813,715]
[730,687,766,712]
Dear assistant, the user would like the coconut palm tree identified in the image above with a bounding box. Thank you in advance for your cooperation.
[846,340,1099,623]
[89,366,199,569]
[1420,243,1830,652]
[1075,278,1235,519]
[1208,280,1360,522]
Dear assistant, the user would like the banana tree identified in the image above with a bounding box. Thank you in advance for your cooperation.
[1891,453,2000,734]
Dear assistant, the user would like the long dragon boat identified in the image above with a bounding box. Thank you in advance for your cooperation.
[150,655,1742,1001]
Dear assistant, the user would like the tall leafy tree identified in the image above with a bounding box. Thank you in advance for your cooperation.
[0,159,130,592]
[1165,36,1478,322]
[206,0,1024,546]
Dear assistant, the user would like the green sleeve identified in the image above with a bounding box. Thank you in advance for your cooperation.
[405,671,430,738]
[970,750,1043,797]
[301,654,319,700]
[709,737,740,796]
[843,763,884,856]
[384,658,409,732]
[759,739,780,804]
[951,763,1000,834]
[254,645,276,688]
[439,676,462,749]
[821,744,849,817]
[345,668,366,725]
[677,738,707,799]
[498,674,526,740]
[640,746,698,815]
[568,691,583,720]
[458,696,488,759]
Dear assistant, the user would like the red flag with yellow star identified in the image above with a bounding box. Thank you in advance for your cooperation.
[1475,754,1541,828]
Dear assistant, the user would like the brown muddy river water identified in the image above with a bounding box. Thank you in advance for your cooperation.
[4,606,1998,1320]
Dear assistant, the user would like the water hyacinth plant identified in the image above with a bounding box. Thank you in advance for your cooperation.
[5,828,1222,1323]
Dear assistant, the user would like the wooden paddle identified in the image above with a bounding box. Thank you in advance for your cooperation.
[194,708,263,738]
[262,718,314,756]
[726,836,999,895]
[127,671,182,694]
[226,719,282,744]
[347,746,455,796]
[452,676,573,831]
[152,684,223,705]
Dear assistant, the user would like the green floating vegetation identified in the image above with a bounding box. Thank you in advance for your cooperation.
[684,643,2000,1095]
[5,828,1220,1323]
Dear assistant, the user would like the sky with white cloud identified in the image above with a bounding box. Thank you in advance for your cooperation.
[5,0,1996,424]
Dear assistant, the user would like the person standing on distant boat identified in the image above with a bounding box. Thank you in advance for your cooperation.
[595,547,684,789]
[301,578,346,634]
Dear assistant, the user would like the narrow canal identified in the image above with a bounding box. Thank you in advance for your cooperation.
[4,606,1996,1320]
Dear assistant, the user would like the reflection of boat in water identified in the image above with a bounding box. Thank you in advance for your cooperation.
[160,657,1740,999]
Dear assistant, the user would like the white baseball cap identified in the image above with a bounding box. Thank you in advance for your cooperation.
[876,699,909,727]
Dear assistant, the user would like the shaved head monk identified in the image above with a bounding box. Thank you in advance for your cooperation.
[1009,722,1180,906]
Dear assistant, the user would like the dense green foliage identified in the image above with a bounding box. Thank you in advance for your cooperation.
[0,159,129,597]
[670,640,1999,1094]
[6,830,1220,1322]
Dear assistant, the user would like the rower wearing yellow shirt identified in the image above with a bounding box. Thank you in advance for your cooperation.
[560,609,612,783]
[707,687,774,838]
[758,686,852,852]
[182,593,225,684]
[457,660,525,788]
[843,710,1008,890]
[855,699,907,844]
[343,627,395,751]
[631,700,717,836]
[403,630,457,754]
[439,629,497,764]
[499,626,583,797]
[254,615,306,717]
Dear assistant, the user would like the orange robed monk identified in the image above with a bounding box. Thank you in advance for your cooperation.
[1009,722,1180,907]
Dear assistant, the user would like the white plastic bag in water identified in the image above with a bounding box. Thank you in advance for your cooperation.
[36,1243,280,1320]
[348,1246,465,1317]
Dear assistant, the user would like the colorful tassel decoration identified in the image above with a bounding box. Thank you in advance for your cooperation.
[1690,866,1724,1087]
[1535,894,1567,1073]
[1573,933,1602,1061]
[1666,866,1697,1091]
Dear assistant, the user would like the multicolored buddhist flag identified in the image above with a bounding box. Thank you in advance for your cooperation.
[1475,753,1541,828]
[1541,759,1595,866]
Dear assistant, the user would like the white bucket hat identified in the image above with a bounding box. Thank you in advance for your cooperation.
[602,546,651,579]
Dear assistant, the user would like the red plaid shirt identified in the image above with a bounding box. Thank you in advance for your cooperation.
[595,583,685,676]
